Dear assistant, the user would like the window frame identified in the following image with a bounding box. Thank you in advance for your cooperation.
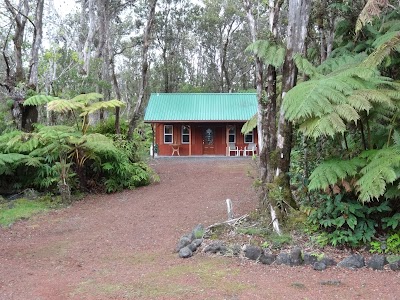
[228,125,236,143]
[164,125,173,144]
[181,125,190,144]
[244,130,254,144]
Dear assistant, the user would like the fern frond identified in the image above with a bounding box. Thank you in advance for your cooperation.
[0,131,21,149]
[357,147,400,202]
[23,95,59,106]
[284,77,349,121]
[5,132,40,153]
[72,93,103,104]
[23,156,43,167]
[309,158,366,191]
[0,153,29,166]
[318,53,368,74]
[293,54,322,79]
[79,99,125,117]
[299,113,347,138]
[355,0,390,34]
[241,113,257,134]
[350,89,396,112]
[363,31,400,68]
[245,40,286,68]
[47,99,85,113]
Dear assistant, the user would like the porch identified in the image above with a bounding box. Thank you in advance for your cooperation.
[151,122,257,157]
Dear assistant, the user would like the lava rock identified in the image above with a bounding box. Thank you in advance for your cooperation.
[187,242,198,252]
[176,236,192,252]
[276,252,291,265]
[179,246,193,258]
[229,244,242,256]
[259,253,276,265]
[244,245,262,261]
[367,255,387,270]
[320,257,337,267]
[204,241,225,254]
[192,238,203,248]
[338,254,365,269]
[290,247,303,266]
[303,253,318,265]
[313,262,327,271]
[389,260,400,271]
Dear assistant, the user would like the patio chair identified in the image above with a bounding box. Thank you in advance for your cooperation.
[227,143,239,156]
[244,143,257,156]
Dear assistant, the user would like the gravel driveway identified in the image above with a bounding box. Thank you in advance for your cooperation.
[0,158,399,299]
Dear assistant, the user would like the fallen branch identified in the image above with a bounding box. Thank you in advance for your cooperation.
[205,214,249,232]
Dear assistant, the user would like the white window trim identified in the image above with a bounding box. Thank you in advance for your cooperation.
[244,130,254,144]
[181,125,190,144]
[164,125,173,144]
[228,126,236,143]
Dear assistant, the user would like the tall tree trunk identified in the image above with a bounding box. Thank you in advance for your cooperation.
[5,0,29,84]
[272,0,311,227]
[111,56,122,134]
[127,0,157,140]
[244,0,284,234]
[28,0,44,90]
[82,0,96,75]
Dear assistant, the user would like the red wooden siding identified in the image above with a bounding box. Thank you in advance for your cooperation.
[152,122,258,156]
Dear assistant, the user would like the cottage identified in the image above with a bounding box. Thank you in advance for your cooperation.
[144,93,258,156]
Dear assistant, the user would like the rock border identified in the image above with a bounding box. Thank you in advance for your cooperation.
[175,225,400,271]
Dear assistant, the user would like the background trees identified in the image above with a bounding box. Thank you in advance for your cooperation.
[0,0,399,249]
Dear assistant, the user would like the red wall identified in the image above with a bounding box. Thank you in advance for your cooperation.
[152,122,258,156]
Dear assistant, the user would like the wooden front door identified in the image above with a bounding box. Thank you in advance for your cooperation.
[202,127,215,154]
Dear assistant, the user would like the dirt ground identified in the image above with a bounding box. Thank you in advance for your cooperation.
[0,157,399,300]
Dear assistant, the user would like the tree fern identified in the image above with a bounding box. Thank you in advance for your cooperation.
[357,147,400,202]
[23,95,59,106]
[79,99,125,117]
[308,158,366,191]
[245,39,286,68]
[71,92,103,104]
[0,153,29,166]
[0,153,29,175]
[363,31,400,68]
[5,132,40,153]
[47,99,85,113]
[293,53,322,79]
[355,0,390,34]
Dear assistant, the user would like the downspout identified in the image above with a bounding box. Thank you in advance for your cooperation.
[152,123,155,159]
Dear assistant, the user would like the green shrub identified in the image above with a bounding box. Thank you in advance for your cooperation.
[307,193,397,247]
[370,233,400,254]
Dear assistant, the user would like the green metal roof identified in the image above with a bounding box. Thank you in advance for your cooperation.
[144,93,257,122]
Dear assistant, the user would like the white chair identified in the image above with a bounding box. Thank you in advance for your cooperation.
[227,143,239,156]
[244,143,257,156]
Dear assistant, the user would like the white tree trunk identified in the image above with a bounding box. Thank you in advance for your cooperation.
[82,0,96,75]
[28,0,45,89]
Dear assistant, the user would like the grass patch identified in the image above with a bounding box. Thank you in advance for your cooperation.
[0,196,62,227]
[73,257,252,299]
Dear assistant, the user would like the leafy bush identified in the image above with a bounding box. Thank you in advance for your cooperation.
[307,193,398,247]
[370,233,400,254]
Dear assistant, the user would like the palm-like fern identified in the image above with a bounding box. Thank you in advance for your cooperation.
[245,39,286,68]
[308,158,366,192]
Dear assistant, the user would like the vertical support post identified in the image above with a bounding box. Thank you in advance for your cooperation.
[226,198,234,220]
[151,123,155,159]
[189,125,192,156]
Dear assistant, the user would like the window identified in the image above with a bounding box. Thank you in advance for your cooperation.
[182,125,190,144]
[244,130,254,143]
[164,125,173,144]
[228,126,236,143]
